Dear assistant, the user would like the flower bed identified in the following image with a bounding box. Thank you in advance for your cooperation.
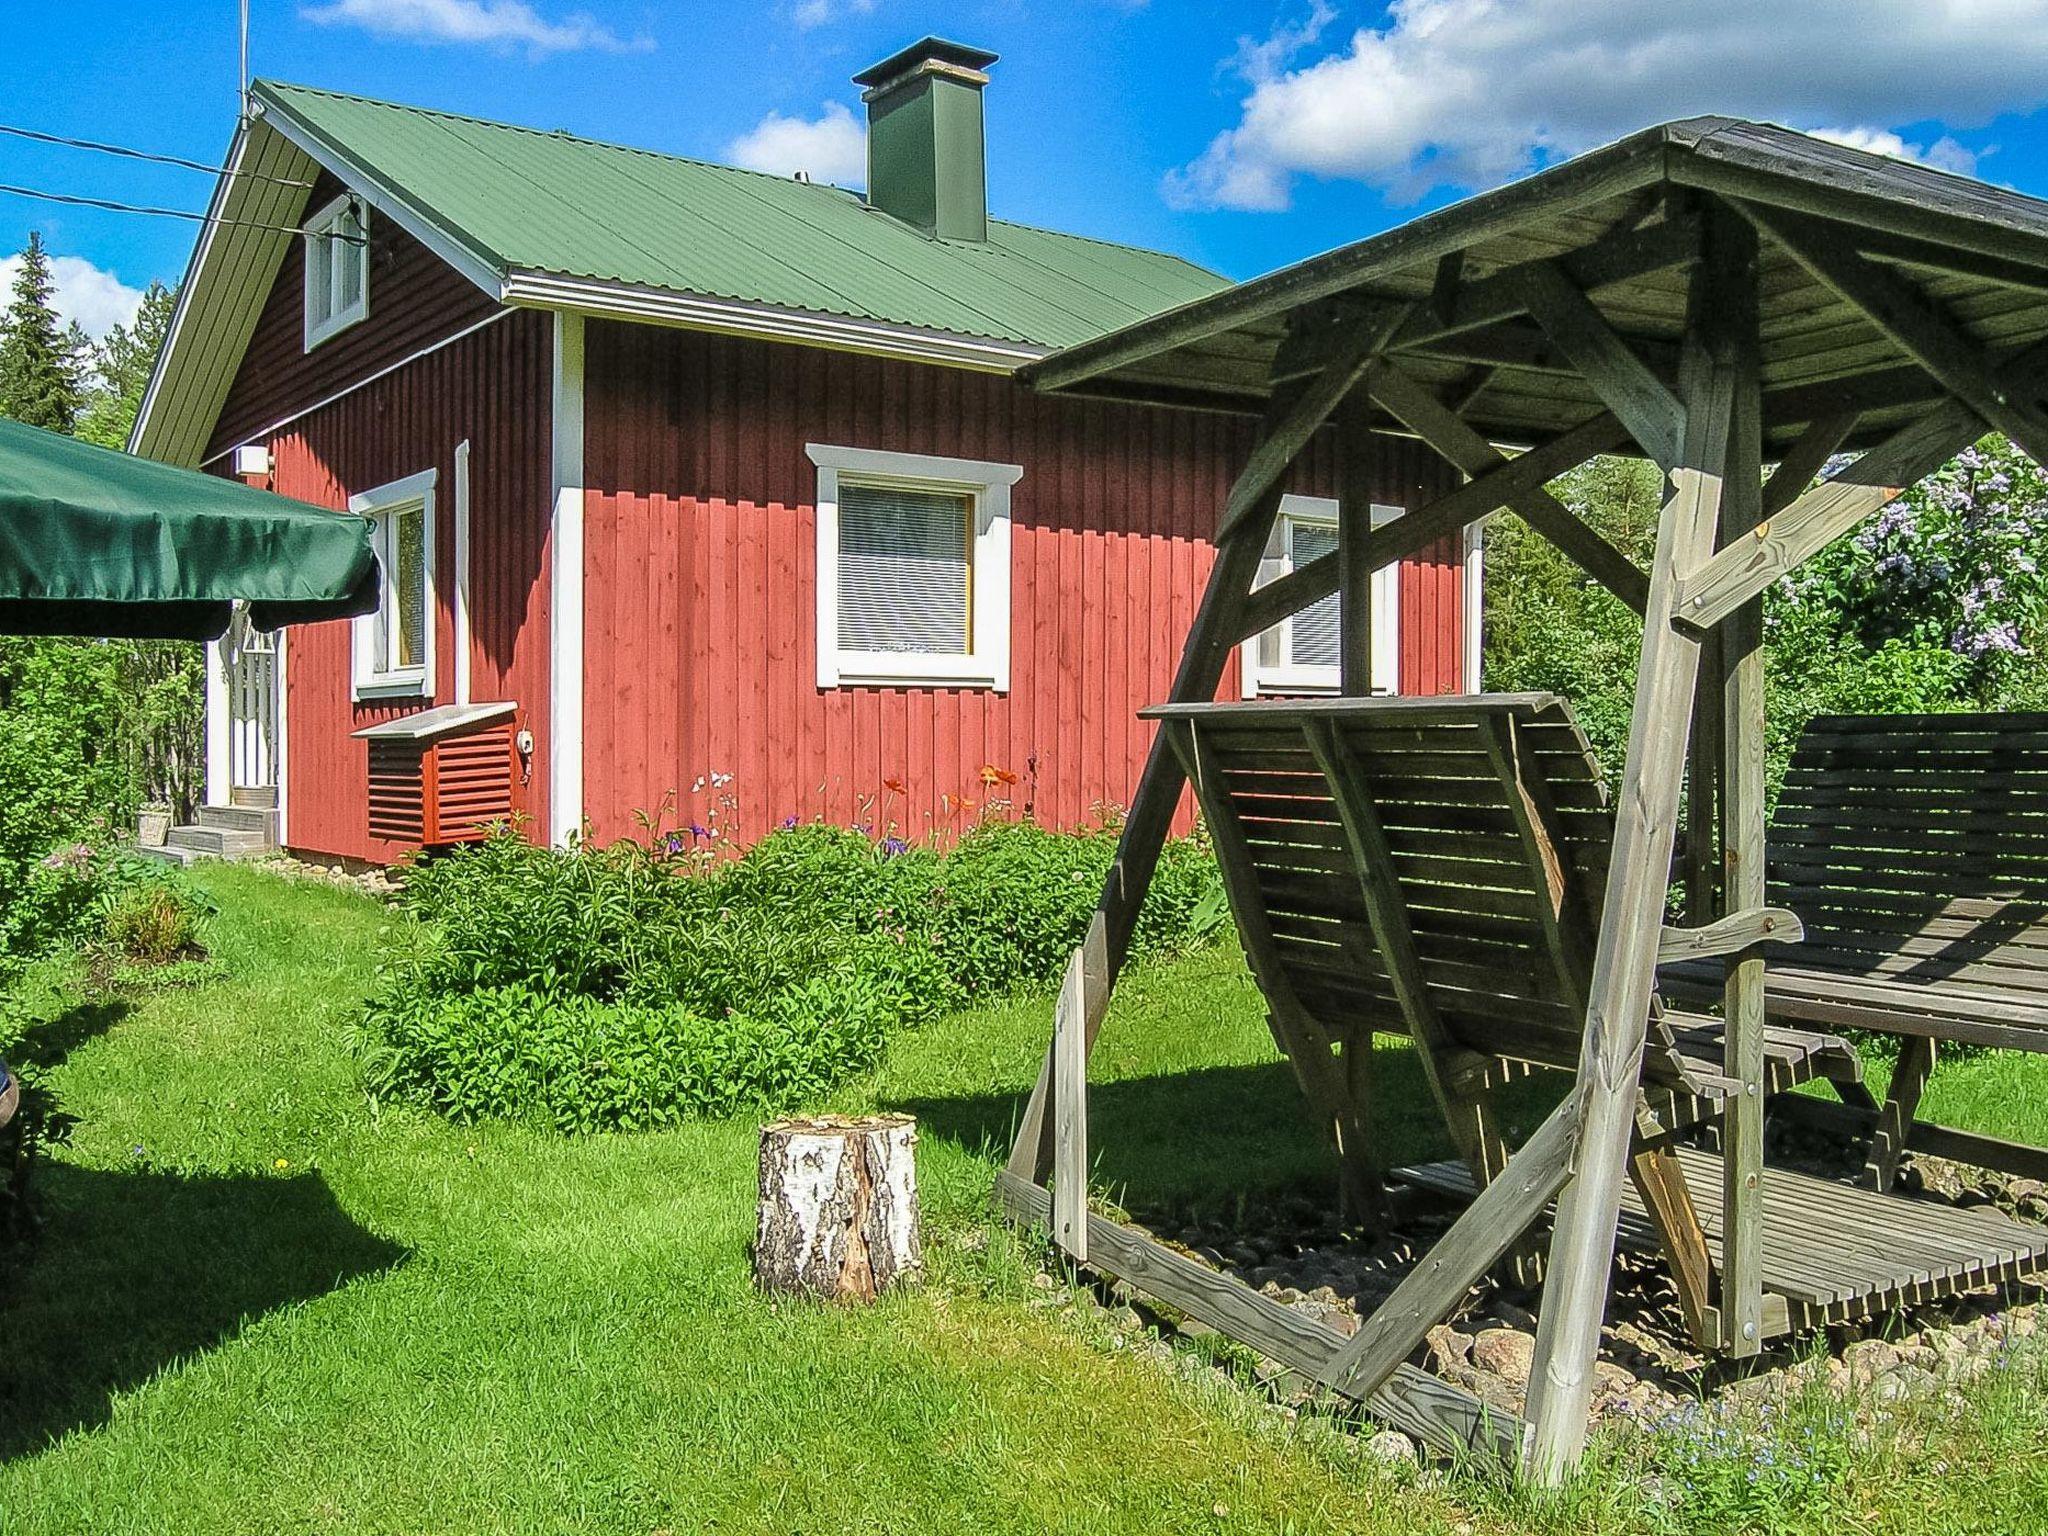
[359,818,1222,1133]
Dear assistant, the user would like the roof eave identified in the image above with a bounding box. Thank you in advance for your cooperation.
[500,269,1050,373]
[1025,123,1677,396]
[250,82,510,301]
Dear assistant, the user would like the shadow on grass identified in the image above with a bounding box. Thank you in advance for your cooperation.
[10,998,133,1073]
[890,1044,1548,1223]
[0,1163,405,1462]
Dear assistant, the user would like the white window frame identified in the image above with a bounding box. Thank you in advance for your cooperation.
[350,468,438,702]
[1243,494,1403,697]
[809,443,1019,691]
[303,193,370,350]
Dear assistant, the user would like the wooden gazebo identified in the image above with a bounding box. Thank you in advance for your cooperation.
[996,117,2048,1481]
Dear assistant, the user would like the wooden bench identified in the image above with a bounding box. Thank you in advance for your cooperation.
[1140,694,1984,1347]
[1666,711,2048,1186]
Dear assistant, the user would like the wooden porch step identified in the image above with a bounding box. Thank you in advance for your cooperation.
[1396,1144,2048,1323]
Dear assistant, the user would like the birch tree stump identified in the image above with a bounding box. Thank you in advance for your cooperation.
[754,1114,922,1303]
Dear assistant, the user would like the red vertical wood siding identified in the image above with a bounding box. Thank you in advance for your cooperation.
[206,172,500,463]
[259,308,555,862]
[580,322,1466,847]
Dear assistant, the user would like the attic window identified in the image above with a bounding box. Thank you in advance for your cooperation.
[304,194,369,349]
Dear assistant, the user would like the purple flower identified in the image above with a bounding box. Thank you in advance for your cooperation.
[687,823,711,842]
[880,836,909,857]
[780,815,798,830]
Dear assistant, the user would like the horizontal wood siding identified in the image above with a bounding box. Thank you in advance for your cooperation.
[205,171,501,463]
[581,322,1465,847]
[261,308,554,862]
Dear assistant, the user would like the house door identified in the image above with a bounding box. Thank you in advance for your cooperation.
[226,612,278,792]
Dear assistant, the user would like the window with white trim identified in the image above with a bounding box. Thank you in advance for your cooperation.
[303,194,369,349]
[1244,494,1403,697]
[350,469,437,700]
[809,444,1019,690]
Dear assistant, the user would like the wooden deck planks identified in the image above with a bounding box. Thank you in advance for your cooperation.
[1396,1146,2048,1314]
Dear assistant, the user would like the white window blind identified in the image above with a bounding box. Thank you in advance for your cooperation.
[836,481,973,656]
[1286,519,1340,668]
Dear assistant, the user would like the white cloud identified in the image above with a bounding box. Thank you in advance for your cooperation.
[1810,125,1979,177]
[791,0,875,29]
[300,0,651,55]
[1167,0,2048,210]
[727,101,867,186]
[0,252,144,341]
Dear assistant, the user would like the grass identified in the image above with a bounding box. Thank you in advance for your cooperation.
[0,865,2046,1533]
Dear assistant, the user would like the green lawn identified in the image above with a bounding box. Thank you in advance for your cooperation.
[3,866,2048,1534]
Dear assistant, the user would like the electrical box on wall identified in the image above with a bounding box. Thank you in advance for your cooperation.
[353,701,519,847]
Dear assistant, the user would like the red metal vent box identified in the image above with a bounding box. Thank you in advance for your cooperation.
[353,701,518,847]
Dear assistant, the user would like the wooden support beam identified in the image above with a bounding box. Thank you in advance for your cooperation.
[1336,397,1380,695]
[1321,1092,1580,1402]
[1761,409,1858,519]
[1866,1036,1936,1192]
[1516,260,1685,467]
[1007,379,1318,1184]
[1523,248,1739,1484]
[1366,363,1650,614]
[1482,715,1595,1006]
[1166,721,1381,1213]
[1052,914,1105,1261]
[1628,1143,1718,1344]
[1745,202,2048,468]
[1773,1092,2048,1186]
[1673,397,1985,634]
[1217,312,1401,539]
[994,1171,1524,1461]
[1655,907,1801,964]
[1303,718,1486,1183]
[1234,409,1631,641]
[1712,205,1768,1359]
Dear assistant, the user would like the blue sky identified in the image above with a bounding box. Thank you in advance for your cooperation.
[9,0,2048,339]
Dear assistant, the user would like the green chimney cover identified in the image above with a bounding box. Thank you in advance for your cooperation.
[855,37,998,242]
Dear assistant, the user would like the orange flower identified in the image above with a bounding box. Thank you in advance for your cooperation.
[979,763,1020,787]
[883,776,908,796]
[941,792,980,816]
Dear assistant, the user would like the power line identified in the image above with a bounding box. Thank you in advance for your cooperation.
[0,180,360,242]
[0,122,313,189]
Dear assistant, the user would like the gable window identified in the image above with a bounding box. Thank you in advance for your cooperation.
[303,194,369,349]
[1244,494,1403,696]
[350,469,437,700]
[809,444,1019,690]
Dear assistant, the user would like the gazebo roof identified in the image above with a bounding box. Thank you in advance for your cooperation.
[1027,117,2048,457]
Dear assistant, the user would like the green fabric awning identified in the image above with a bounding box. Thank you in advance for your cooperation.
[0,416,378,640]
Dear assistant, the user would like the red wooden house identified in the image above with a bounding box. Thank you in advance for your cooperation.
[135,38,1479,866]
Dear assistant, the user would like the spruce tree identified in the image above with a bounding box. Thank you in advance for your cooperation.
[78,280,176,448]
[0,232,83,432]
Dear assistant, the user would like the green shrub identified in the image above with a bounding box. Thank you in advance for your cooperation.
[368,816,1223,1134]
[100,881,207,964]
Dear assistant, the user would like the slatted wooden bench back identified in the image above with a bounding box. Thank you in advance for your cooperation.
[1146,695,1695,1083]
[1767,712,2048,1032]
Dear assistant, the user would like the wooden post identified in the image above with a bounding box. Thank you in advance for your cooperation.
[1337,398,1378,696]
[1521,249,1741,1484]
[1713,208,1769,1357]
[1006,325,1387,1185]
[1053,915,1105,1260]
[1866,1036,1937,1191]
[755,1115,922,1303]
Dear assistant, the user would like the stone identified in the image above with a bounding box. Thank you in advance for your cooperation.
[1426,1323,1472,1370]
[1470,1327,1537,1386]
[1363,1429,1419,1465]
[1844,1338,1901,1384]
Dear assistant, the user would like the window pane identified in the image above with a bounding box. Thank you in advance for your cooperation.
[838,482,971,655]
[336,208,364,311]
[1287,520,1340,668]
[308,234,333,326]
[392,505,427,670]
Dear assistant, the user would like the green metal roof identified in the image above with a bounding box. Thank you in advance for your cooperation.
[254,81,1228,352]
